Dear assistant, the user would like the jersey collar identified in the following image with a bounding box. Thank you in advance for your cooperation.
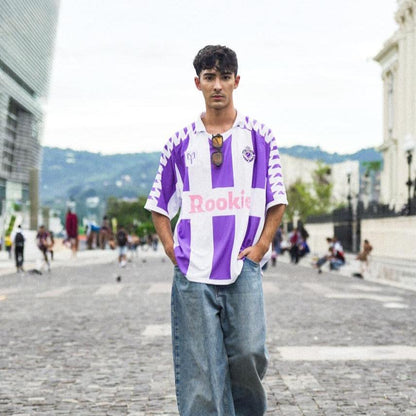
[195,110,245,133]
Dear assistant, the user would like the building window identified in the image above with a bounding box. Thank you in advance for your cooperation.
[3,100,18,174]
[387,72,394,138]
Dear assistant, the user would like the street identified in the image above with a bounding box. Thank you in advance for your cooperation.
[1,253,416,415]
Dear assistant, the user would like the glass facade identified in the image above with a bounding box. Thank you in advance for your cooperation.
[0,0,60,223]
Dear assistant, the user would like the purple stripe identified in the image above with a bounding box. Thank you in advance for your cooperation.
[211,134,234,188]
[266,179,274,205]
[241,216,261,252]
[210,215,235,280]
[175,135,190,192]
[251,130,268,189]
[174,219,191,275]
[157,155,176,212]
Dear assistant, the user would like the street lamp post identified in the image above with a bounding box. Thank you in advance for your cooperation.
[403,134,415,215]
[346,167,353,252]
[347,172,352,213]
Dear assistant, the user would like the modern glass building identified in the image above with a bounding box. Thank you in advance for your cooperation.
[0,0,60,228]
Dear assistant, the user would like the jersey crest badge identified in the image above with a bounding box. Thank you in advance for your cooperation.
[242,146,255,162]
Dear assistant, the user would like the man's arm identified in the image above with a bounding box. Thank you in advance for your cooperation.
[151,211,177,265]
[238,204,286,262]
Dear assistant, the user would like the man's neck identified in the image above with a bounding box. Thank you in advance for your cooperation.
[202,107,237,135]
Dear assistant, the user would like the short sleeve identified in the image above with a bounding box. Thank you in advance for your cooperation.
[265,133,288,210]
[144,138,181,219]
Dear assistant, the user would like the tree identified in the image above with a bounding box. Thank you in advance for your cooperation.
[286,180,317,221]
[285,161,333,222]
[106,196,154,236]
[312,161,333,214]
[362,160,382,177]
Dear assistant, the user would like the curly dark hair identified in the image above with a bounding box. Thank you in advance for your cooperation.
[193,45,238,77]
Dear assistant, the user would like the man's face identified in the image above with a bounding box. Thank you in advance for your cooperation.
[194,68,240,111]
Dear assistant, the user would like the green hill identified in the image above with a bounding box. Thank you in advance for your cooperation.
[40,145,382,217]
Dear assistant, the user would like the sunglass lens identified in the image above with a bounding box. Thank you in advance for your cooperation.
[212,134,223,148]
[212,151,223,167]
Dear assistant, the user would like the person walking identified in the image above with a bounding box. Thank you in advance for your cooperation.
[65,209,78,256]
[36,225,51,273]
[355,239,373,278]
[145,45,287,416]
[5,234,12,259]
[116,225,128,267]
[271,226,283,266]
[12,225,25,273]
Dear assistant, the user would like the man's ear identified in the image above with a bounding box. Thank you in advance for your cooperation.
[234,75,241,89]
[194,76,201,90]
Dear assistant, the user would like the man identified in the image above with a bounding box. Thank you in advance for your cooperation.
[65,209,78,256]
[315,236,345,273]
[36,225,51,273]
[145,45,287,416]
[116,225,128,267]
[12,225,25,273]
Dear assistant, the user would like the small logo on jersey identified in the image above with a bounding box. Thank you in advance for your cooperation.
[186,151,196,165]
[242,146,255,162]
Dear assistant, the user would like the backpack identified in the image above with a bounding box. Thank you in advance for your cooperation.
[335,250,345,262]
[14,232,24,248]
[117,230,127,246]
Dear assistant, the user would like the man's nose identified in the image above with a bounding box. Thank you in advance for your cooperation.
[214,76,222,90]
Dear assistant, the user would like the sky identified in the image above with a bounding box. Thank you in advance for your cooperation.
[42,0,399,155]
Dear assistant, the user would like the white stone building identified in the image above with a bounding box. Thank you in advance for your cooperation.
[374,0,416,210]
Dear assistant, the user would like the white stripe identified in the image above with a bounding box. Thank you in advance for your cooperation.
[142,324,171,337]
[94,284,124,296]
[36,286,72,298]
[185,133,214,278]
[277,345,416,361]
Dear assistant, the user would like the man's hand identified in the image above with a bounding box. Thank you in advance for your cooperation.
[238,204,286,263]
[164,242,177,265]
[238,241,269,263]
[151,211,177,265]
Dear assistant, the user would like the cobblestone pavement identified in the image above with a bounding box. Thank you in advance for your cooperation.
[1,254,416,415]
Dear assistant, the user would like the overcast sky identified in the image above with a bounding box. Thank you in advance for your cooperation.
[42,0,398,155]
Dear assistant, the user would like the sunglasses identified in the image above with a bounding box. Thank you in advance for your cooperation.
[211,134,223,167]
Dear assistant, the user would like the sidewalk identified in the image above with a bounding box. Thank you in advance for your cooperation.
[2,240,416,291]
[276,251,416,292]
[0,240,164,277]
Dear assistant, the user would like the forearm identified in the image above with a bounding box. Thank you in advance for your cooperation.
[256,204,286,252]
[238,203,286,261]
[151,211,177,264]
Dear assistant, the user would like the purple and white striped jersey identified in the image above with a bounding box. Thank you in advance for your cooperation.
[145,112,288,285]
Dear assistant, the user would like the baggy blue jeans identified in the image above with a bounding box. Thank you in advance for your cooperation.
[171,258,268,416]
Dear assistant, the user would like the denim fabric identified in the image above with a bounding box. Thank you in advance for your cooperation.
[330,258,344,270]
[171,258,268,416]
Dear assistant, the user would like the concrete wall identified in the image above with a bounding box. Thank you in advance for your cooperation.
[361,216,416,259]
[304,222,334,256]
[303,216,416,260]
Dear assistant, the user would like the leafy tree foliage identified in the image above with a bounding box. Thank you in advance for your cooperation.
[286,162,333,222]
[106,196,154,236]
[286,180,317,221]
[362,160,382,176]
[312,162,333,214]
